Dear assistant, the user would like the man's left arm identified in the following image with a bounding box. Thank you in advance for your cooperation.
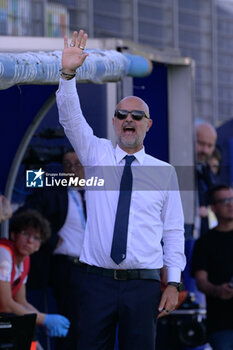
[158,168,186,317]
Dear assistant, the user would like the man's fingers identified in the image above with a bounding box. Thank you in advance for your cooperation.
[157,309,169,319]
[64,31,77,48]
[70,31,77,47]
[65,30,88,51]
[80,33,88,50]
[64,35,68,49]
[76,30,88,50]
[62,30,88,72]
[158,298,165,312]
[157,307,174,319]
[76,29,84,47]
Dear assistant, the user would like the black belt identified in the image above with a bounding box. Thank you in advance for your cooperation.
[54,254,85,266]
[87,266,161,281]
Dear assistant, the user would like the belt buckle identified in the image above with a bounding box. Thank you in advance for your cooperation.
[114,270,127,280]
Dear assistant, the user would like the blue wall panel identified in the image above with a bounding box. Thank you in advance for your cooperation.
[0,83,107,194]
[0,85,57,193]
[133,63,168,162]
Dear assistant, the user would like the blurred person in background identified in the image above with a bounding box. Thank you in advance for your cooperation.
[195,122,217,236]
[21,149,86,350]
[0,210,70,348]
[191,185,233,350]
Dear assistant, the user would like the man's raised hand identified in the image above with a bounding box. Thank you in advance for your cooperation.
[62,30,88,74]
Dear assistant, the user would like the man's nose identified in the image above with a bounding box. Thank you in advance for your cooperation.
[201,145,210,155]
[125,112,133,121]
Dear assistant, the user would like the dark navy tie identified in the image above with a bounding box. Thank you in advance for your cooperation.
[78,189,87,220]
[110,155,135,264]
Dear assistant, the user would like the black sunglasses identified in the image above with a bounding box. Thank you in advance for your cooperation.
[114,109,149,121]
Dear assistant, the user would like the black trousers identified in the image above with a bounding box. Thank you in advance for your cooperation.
[78,272,161,350]
[51,254,87,350]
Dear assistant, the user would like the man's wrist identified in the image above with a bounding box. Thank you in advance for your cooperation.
[60,69,76,81]
[167,282,183,292]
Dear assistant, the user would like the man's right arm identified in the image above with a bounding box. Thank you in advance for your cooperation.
[57,29,101,165]
[56,77,100,165]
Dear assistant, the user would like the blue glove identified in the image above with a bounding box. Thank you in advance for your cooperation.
[43,314,70,337]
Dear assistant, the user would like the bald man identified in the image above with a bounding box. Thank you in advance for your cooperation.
[196,123,217,164]
[56,29,186,350]
[195,122,217,236]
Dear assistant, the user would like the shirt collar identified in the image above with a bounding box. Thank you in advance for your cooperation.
[115,144,145,165]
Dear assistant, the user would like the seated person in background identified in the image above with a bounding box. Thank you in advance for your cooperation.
[22,148,87,350]
[191,184,233,350]
[0,194,12,223]
[0,210,70,338]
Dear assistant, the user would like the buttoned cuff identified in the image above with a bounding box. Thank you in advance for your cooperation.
[167,267,181,283]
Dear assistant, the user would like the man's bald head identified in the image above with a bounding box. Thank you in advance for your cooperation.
[112,95,152,154]
[195,122,217,163]
[116,96,150,118]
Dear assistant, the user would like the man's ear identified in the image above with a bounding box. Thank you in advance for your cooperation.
[147,119,153,132]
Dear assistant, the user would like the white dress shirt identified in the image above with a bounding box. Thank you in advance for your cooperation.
[53,189,85,257]
[56,78,186,282]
